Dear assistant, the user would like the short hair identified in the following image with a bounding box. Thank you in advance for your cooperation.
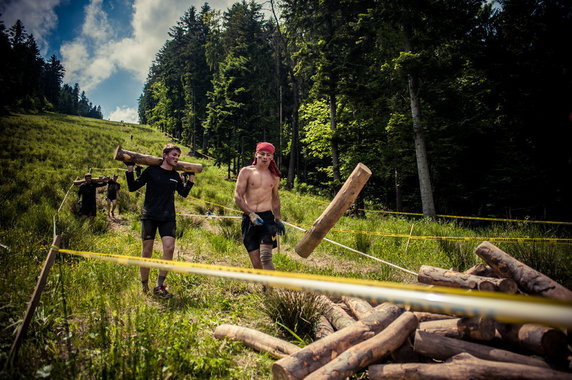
[163,143,181,155]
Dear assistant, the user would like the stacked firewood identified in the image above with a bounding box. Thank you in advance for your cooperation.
[214,241,572,379]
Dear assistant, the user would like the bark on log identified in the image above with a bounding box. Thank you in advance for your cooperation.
[316,316,335,339]
[272,302,403,380]
[414,330,550,368]
[341,296,374,320]
[114,145,203,173]
[305,312,418,380]
[319,295,356,330]
[496,322,569,358]
[213,324,300,359]
[369,353,572,380]
[391,335,422,363]
[475,241,572,300]
[73,176,108,185]
[419,317,496,341]
[418,265,517,293]
[413,311,456,322]
[295,163,371,258]
[465,263,499,278]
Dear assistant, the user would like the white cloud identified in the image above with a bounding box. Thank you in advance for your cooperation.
[0,0,62,54]
[108,106,139,123]
[82,0,113,43]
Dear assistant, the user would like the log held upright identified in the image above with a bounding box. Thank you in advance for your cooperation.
[113,145,203,173]
[295,163,372,258]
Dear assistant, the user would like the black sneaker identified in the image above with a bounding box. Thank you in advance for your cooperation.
[153,285,172,299]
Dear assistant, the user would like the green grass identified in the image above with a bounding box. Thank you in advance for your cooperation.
[0,112,570,378]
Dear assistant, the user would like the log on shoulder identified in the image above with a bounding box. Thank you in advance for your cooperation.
[73,176,108,185]
[475,241,572,300]
[114,145,203,173]
[418,265,517,293]
[272,302,403,380]
[414,330,550,368]
[213,324,300,359]
[305,312,418,380]
[368,352,572,380]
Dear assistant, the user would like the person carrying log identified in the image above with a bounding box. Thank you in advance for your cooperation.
[77,173,108,221]
[125,144,195,298]
[234,142,285,274]
[105,174,121,218]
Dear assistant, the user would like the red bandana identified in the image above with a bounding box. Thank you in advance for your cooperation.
[252,142,281,177]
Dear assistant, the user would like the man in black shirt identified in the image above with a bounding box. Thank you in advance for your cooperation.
[77,173,107,221]
[125,144,194,298]
[106,174,121,218]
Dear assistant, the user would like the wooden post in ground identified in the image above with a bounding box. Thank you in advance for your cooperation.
[475,241,572,300]
[113,145,203,173]
[272,302,403,380]
[418,265,518,293]
[295,163,371,258]
[369,353,572,380]
[213,324,300,359]
[305,312,418,380]
[414,330,550,368]
[6,235,62,368]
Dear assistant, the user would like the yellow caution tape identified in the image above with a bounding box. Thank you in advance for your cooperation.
[57,248,572,328]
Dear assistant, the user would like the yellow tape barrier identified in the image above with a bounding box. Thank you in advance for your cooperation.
[56,247,572,328]
[281,192,572,225]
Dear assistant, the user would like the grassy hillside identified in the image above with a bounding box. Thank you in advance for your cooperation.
[0,113,570,378]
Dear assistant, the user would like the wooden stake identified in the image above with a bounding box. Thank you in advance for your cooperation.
[369,353,572,380]
[475,241,572,300]
[295,163,371,258]
[7,235,61,368]
[113,145,203,173]
[305,312,418,380]
[213,324,300,359]
[414,330,550,368]
[272,302,403,380]
[418,265,518,293]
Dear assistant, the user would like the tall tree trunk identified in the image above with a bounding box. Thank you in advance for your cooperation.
[403,24,436,219]
[287,82,299,189]
[330,88,341,183]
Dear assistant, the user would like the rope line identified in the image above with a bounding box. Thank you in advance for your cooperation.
[55,247,572,328]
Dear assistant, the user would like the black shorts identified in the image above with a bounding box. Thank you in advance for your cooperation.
[141,219,176,240]
[241,211,277,252]
[80,204,97,216]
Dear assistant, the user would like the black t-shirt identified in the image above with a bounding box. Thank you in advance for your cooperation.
[78,182,106,207]
[106,180,121,198]
[126,166,193,221]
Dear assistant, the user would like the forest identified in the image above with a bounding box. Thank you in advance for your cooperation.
[0,19,103,119]
[138,0,572,222]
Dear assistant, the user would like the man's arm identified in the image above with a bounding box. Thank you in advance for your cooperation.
[177,173,194,198]
[271,177,281,221]
[126,167,147,192]
[234,168,252,214]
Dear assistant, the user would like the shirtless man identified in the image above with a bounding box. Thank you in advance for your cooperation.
[234,142,285,270]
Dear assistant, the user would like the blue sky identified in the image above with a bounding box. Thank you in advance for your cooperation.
[0,0,259,123]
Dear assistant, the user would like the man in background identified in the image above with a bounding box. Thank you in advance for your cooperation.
[77,173,107,221]
[106,174,121,218]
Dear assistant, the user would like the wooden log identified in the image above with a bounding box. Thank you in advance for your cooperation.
[391,335,422,363]
[319,295,356,330]
[213,324,300,359]
[316,316,335,339]
[7,236,61,367]
[368,353,572,380]
[418,265,518,293]
[414,330,550,368]
[475,241,572,300]
[295,163,371,258]
[496,322,569,358]
[419,317,496,341]
[272,302,403,380]
[305,312,418,380]
[413,311,456,322]
[73,176,109,185]
[113,145,203,173]
[341,296,374,320]
[465,263,499,278]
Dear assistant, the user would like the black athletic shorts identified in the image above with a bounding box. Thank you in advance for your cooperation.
[241,211,277,252]
[80,204,97,217]
[141,219,176,240]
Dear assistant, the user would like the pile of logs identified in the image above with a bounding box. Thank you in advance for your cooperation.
[214,241,572,379]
